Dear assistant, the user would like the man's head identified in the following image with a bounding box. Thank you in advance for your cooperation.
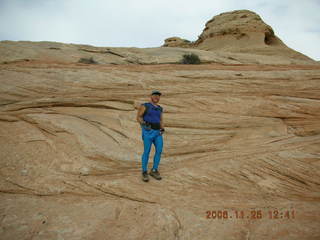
[150,90,161,103]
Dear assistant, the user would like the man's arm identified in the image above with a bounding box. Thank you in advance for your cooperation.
[136,104,146,125]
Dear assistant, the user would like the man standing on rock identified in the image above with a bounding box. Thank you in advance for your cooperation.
[136,90,165,182]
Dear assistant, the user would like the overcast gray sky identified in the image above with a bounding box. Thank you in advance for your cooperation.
[0,0,319,60]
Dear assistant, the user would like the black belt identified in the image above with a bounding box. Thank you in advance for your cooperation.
[146,122,161,130]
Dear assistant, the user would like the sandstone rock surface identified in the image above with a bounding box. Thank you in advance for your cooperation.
[1,58,320,240]
[162,37,192,48]
[164,10,314,64]
[1,9,320,240]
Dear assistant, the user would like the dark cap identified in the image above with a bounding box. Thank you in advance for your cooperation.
[151,90,162,96]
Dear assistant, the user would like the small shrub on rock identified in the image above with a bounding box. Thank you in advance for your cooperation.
[181,53,201,64]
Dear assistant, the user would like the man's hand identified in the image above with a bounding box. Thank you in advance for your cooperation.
[160,128,165,135]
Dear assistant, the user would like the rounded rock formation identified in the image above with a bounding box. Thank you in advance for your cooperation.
[162,37,192,48]
[194,10,283,50]
[163,10,313,62]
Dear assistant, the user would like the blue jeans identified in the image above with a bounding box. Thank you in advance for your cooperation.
[141,127,163,172]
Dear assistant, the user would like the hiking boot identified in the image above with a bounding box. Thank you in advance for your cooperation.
[149,169,162,180]
[142,171,149,182]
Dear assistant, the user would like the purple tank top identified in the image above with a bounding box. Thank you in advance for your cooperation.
[142,102,162,123]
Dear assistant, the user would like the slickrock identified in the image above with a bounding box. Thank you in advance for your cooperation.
[1,9,320,240]
[164,10,315,65]
[162,37,192,48]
